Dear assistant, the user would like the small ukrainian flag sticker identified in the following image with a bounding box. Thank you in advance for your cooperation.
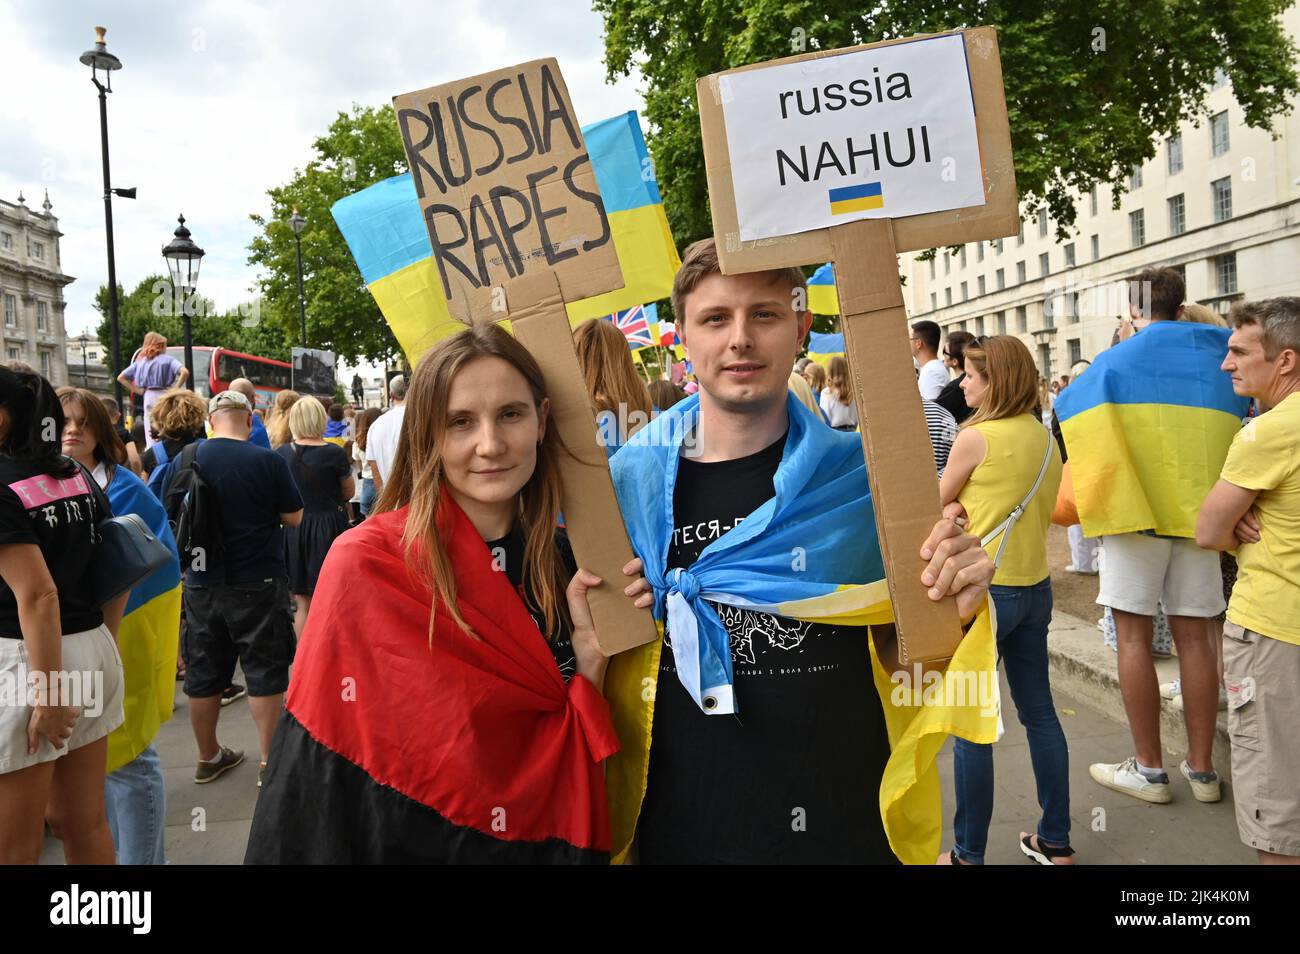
[828,181,884,215]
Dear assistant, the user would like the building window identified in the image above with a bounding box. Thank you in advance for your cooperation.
[1016,305,1028,332]
[0,232,11,250]
[1129,209,1146,247]
[36,301,47,332]
[1211,110,1230,156]
[930,292,937,311]
[1017,220,1025,245]
[996,311,1007,334]
[1067,291,1080,323]
[39,351,50,378]
[974,316,985,336]
[3,294,14,327]
[1168,194,1186,236]
[1128,165,1143,190]
[945,287,952,306]
[944,251,950,275]
[1216,253,1238,295]
[1064,243,1076,268]
[995,267,1005,290]
[1212,67,1229,90]
[976,243,985,263]
[1167,134,1183,174]
[929,258,936,280]
[1089,185,1098,217]
[1069,338,1082,366]
[1039,251,1050,277]
[1016,261,1026,284]
[1039,343,1053,381]
[1212,177,1233,222]
[977,275,986,296]
[995,238,1004,254]
[1037,208,1048,237]
[30,242,44,261]
[1042,298,1055,329]
[960,281,968,301]
[959,246,967,268]
[5,347,17,362]
[1091,234,1100,260]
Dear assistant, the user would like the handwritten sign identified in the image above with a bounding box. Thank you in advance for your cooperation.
[719,33,984,242]
[393,59,623,322]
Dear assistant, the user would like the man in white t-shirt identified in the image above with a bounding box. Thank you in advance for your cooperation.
[911,320,948,400]
[364,373,408,496]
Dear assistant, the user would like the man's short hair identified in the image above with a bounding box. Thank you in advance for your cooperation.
[1231,297,1300,361]
[228,377,257,402]
[911,320,941,354]
[327,403,344,422]
[944,329,976,366]
[671,238,807,320]
[388,373,409,401]
[1132,267,1185,321]
[100,396,121,418]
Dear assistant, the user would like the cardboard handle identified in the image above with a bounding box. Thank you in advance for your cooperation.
[504,274,660,657]
[829,219,965,664]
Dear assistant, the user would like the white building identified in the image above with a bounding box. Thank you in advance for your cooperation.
[903,4,1300,380]
[0,190,72,383]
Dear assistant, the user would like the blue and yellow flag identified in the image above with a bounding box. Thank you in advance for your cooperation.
[807,262,840,316]
[605,392,999,864]
[806,330,845,366]
[105,466,182,773]
[331,111,680,364]
[1054,321,1249,539]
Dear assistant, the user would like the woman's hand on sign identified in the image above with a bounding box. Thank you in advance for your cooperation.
[566,568,609,691]
[919,518,995,623]
[621,557,654,610]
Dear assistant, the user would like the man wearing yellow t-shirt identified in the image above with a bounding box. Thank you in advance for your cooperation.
[1197,297,1300,865]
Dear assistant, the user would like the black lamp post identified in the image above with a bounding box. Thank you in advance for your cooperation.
[161,215,205,390]
[80,26,136,408]
[288,206,307,347]
[76,332,91,388]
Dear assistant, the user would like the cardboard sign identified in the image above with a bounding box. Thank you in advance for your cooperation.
[698,28,1018,664]
[720,32,984,241]
[393,59,623,323]
[393,60,657,657]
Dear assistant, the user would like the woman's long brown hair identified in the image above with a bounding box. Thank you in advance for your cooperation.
[962,336,1040,428]
[573,318,652,433]
[825,355,851,403]
[374,323,569,642]
[57,386,127,476]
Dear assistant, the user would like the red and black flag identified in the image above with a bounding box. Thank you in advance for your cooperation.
[245,501,618,864]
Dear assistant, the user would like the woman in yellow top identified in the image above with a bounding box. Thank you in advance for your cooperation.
[937,336,1068,866]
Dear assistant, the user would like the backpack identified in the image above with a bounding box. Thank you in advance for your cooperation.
[165,441,224,571]
[143,441,174,500]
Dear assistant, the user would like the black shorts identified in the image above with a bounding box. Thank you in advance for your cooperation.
[183,578,294,698]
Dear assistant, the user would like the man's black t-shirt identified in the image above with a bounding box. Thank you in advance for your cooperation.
[0,458,106,637]
[636,432,897,864]
[935,373,973,424]
[486,526,577,681]
[187,438,304,586]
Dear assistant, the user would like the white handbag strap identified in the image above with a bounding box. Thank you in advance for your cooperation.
[980,427,1056,569]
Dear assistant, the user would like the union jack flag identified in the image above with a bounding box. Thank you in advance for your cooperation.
[604,303,658,350]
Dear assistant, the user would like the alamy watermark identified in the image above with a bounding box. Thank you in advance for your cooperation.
[0,667,103,717]
[890,663,999,718]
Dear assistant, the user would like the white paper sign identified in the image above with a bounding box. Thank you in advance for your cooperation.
[719,33,985,242]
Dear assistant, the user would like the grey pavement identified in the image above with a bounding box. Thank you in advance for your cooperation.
[40,620,1254,865]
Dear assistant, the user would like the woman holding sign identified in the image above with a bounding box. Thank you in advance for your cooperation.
[246,323,647,864]
[938,336,1070,865]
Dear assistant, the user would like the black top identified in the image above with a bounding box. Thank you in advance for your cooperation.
[188,438,304,586]
[277,443,350,514]
[934,373,973,424]
[0,458,106,638]
[636,432,897,864]
[486,525,577,681]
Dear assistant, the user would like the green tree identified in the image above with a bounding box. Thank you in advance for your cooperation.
[246,104,408,365]
[595,0,1299,246]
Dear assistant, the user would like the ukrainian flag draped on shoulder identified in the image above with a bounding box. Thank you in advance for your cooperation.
[104,466,182,773]
[605,392,1000,864]
[1054,322,1248,539]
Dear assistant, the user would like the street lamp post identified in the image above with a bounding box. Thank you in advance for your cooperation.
[77,332,90,388]
[161,215,205,390]
[80,26,136,408]
[288,206,307,347]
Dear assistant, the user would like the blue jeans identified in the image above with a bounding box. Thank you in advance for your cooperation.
[104,742,166,865]
[952,579,1070,863]
[359,477,376,517]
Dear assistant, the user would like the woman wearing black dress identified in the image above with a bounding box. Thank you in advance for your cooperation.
[277,397,353,638]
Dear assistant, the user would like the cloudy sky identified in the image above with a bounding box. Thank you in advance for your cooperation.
[0,0,644,369]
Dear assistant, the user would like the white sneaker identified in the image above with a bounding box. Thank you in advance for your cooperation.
[1064,564,1098,575]
[1180,760,1222,803]
[1090,757,1173,804]
[1159,679,1182,701]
